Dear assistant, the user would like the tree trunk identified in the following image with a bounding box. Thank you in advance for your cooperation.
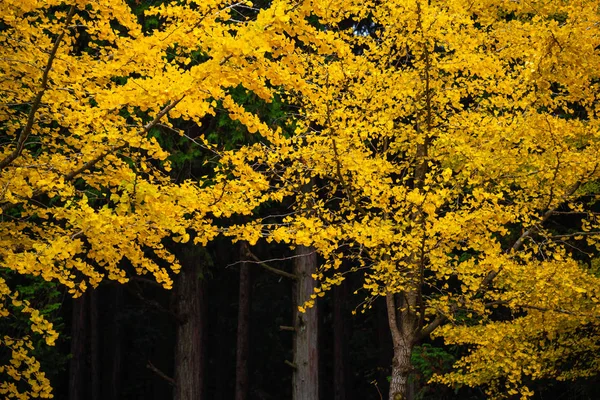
[389,339,413,400]
[90,289,99,400]
[387,293,417,400]
[377,297,393,393]
[106,286,123,400]
[333,283,347,400]
[174,253,205,400]
[293,245,319,400]
[69,292,88,400]
[235,252,252,400]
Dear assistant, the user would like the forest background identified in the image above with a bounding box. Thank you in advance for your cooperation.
[2,0,600,399]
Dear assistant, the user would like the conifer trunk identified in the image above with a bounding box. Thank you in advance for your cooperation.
[69,292,88,400]
[293,245,319,400]
[235,253,251,400]
[107,286,123,400]
[174,256,205,400]
[90,289,99,400]
[333,283,347,400]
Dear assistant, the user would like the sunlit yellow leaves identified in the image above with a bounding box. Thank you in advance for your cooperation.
[0,0,343,397]
[3,0,600,398]
[209,1,600,398]
[0,278,57,398]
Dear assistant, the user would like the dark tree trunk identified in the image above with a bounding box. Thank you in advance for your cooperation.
[377,296,392,394]
[69,292,88,400]
[174,253,205,400]
[106,286,123,400]
[90,289,99,400]
[293,245,319,400]
[333,283,347,400]
[235,252,252,400]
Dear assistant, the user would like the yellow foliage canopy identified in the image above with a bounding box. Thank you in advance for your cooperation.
[0,0,323,396]
[221,0,600,397]
[2,0,600,398]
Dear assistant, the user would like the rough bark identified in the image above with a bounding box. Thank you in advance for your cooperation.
[333,283,347,400]
[389,341,413,400]
[174,253,205,400]
[90,289,99,400]
[106,286,123,400]
[235,253,252,400]
[68,292,88,400]
[387,293,418,400]
[376,297,393,393]
[293,245,319,400]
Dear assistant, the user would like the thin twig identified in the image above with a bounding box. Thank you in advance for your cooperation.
[146,360,176,386]
[236,243,297,280]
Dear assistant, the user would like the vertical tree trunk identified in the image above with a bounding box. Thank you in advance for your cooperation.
[90,289,99,400]
[376,297,393,394]
[235,250,252,400]
[387,293,417,400]
[293,245,319,400]
[174,254,205,400]
[333,283,347,400]
[107,286,123,400]
[69,292,88,400]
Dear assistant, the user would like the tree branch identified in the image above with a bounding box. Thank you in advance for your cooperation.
[416,314,446,343]
[479,182,582,289]
[65,95,185,180]
[1,97,185,214]
[519,304,600,319]
[279,325,295,331]
[386,293,402,346]
[548,231,599,240]
[146,360,176,386]
[240,242,297,280]
[0,6,76,171]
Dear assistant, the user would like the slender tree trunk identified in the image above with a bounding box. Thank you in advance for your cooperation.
[333,283,347,400]
[90,289,99,400]
[293,245,319,400]
[387,293,418,400]
[69,292,88,400]
[386,3,431,397]
[174,253,205,400]
[235,250,252,400]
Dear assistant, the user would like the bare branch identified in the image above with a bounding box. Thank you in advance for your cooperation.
[146,360,176,386]
[238,243,297,280]
[279,325,295,331]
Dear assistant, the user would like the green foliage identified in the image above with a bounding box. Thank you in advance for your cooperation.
[412,344,455,382]
[0,269,67,380]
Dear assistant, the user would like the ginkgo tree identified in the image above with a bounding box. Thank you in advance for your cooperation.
[3,0,600,398]
[0,0,329,397]
[221,0,600,399]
